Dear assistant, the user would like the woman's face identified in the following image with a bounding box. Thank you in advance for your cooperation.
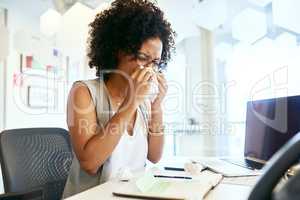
[117,37,163,78]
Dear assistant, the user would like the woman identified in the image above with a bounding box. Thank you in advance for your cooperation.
[63,0,175,198]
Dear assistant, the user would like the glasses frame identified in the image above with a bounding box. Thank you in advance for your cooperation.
[135,52,166,73]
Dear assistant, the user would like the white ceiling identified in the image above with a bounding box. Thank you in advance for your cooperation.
[2,0,299,45]
[50,0,109,13]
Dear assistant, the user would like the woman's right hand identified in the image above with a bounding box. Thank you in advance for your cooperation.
[125,66,154,108]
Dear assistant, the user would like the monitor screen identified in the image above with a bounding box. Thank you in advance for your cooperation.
[244,95,300,162]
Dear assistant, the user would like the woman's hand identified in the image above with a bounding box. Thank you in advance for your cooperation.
[125,67,154,108]
[151,73,168,108]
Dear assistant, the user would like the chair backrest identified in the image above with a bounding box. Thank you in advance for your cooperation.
[0,128,73,200]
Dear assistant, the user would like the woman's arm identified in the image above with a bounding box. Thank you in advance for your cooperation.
[147,104,164,163]
[67,67,152,175]
[67,83,136,175]
[147,74,168,163]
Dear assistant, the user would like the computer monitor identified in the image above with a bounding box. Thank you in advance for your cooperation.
[244,95,300,164]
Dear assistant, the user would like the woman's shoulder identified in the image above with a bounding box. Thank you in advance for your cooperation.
[71,79,104,95]
[73,78,103,87]
[68,81,93,107]
[70,78,101,100]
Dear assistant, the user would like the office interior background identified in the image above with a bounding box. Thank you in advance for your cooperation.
[0,0,300,194]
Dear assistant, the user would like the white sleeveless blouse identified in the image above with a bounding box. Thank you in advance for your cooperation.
[100,107,148,183]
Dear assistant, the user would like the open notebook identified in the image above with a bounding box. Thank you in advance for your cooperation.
[113,170,222,200]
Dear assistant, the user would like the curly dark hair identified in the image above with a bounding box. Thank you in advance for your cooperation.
[87,0,176,79]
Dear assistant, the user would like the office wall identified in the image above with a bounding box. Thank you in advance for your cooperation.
[0,1,94,194]
[0,1,84,130]
[0,7,7,131]
[174,33,226,156]
[178,36,203,123]
[0,60,4,131]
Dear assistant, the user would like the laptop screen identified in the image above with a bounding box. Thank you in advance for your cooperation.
[244,95,300,162]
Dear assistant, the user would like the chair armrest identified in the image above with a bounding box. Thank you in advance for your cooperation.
[0,189,43,200]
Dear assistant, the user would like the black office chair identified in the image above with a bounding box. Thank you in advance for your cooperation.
[248,132,300,200]
[0,128,73,200]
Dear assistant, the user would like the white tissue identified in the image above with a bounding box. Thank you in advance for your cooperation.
[184,162,205,176]
[148,74,159,103]
[138,65,159,103]
[116,167,133,182]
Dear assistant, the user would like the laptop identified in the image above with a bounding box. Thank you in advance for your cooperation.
[194,95,300,177]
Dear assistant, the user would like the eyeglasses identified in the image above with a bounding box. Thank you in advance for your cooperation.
[135,52,166,73]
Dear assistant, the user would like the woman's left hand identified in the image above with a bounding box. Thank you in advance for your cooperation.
[151,73,168,108]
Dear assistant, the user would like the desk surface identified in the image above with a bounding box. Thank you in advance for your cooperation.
[65,178,254,200]
[65,157,257,200]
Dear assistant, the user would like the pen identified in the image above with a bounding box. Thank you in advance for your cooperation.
[164,167,185,171]
[154,175,192,179]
